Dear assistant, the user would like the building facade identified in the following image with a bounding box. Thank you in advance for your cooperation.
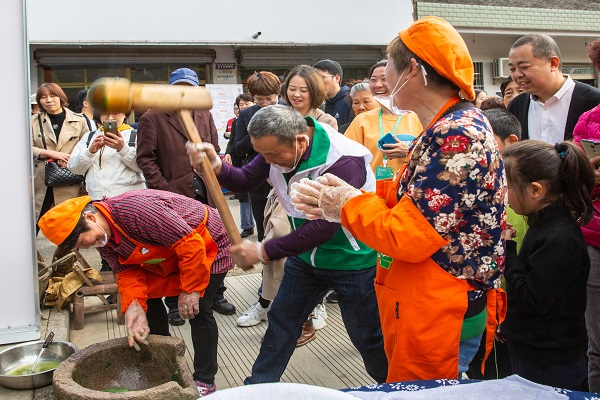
[27,0,600,126]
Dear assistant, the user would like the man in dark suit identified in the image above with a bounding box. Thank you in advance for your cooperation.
[507,33,600,143]
[136,68,236,323]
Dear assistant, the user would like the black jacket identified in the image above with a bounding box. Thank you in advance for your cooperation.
[508,80,600,141]
[503,201,589,365]
[324,85,353,128]
[233,100,287,163]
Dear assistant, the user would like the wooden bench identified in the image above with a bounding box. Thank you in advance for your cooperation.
[71,250,124,330]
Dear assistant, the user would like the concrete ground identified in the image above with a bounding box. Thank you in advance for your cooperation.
[0,196,374,398]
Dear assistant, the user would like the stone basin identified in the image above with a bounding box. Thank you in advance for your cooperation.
[53,335,198,400]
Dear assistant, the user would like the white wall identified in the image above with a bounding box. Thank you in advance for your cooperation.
[0,0,41,344]
[27,0,414,45]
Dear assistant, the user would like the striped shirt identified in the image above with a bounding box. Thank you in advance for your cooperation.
[97,189,232,275]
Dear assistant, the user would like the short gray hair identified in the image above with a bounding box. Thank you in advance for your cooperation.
[350,82,370,98]
[248,105,307,144]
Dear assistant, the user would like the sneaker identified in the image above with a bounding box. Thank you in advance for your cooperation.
[325,290,339,303]
[312,304,327,330]
[195,381,216,396]
[237,301,269,327]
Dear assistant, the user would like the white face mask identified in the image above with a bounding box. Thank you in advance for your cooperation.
[271,135,309,173]
[389,66,411,115]
[89,221,108,248]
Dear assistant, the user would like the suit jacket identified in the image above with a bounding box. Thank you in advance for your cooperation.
[136,109,220,203]
[508,80,600,141]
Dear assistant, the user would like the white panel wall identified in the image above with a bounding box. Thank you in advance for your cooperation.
[27,0,414,45]
[0,0,41,344]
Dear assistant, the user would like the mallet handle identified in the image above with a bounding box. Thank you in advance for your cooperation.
[131,84,212,112]
[176,111,247,258]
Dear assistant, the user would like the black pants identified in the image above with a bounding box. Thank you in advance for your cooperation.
[36,187,54,235]
[146,272,227,384]
[508,342,587,391]
[249,181,271,241]
[467,333,512,380]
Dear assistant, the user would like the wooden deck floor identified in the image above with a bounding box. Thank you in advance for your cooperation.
[69,273,375,390]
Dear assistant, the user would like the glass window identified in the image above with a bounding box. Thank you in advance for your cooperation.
[474,62,484,91]
[131,65,169,83]
[86,66,127,82]
[49,66,84,84]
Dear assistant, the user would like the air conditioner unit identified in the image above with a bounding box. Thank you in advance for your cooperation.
[492,58,510,79]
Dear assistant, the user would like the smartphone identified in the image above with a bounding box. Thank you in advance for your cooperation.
[377,133,416,150]
[377,133,398,150]
[103,120,118,135]
[581,139,600,159]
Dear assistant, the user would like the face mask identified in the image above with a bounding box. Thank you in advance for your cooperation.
[89,221,108,248]
[389,66,412,115]
[272,136,309,173]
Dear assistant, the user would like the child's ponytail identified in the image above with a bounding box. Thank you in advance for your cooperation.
[503,140,594,226]
[554,141,595,225]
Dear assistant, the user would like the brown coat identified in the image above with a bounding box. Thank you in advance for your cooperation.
[31,108,89,220]
[136,110,220,204]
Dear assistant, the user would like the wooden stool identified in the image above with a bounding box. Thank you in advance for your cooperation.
[71,250,124,330]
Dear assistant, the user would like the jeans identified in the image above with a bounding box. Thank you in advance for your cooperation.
[240,199,255,230]
[587,245,600,392]
[146,272,226,384]
[458,334,483,376]
[245,256,388,384]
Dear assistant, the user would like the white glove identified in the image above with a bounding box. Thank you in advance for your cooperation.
[124,299,150,349]
[178,291,201,320]
[291,173,361,223]
[186,141,222,172]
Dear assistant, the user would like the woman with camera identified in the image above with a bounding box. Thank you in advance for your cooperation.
[68,111,145,201]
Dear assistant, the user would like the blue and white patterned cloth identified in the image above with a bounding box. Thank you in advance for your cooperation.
[342,376,596,399]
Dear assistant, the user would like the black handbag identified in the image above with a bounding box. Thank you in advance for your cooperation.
[38,114,84,187]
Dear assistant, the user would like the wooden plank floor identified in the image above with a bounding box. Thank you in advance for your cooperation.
[69,273,375,391]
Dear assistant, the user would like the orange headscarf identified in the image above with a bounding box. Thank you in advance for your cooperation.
[399,16,475,101]
[39,196,92,245]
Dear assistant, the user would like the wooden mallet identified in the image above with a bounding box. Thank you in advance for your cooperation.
[88,77,246,257]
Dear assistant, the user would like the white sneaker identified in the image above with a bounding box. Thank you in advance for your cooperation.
[236,301,269,327]
[312,303,327,330]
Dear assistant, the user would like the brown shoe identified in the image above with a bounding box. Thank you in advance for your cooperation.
[296,317,316,347]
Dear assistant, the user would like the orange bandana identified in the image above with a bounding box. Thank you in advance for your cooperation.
[38,196,92,245]
[399,16,476,101]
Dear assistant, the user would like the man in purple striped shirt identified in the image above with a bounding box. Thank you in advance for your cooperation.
[39,189,232,395]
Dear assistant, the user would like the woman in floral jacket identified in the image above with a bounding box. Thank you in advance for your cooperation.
[291,16,507,382]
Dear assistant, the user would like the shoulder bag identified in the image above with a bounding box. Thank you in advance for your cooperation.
[38,114,84,187]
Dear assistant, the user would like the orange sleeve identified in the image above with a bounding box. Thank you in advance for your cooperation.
[116,267,148,314]
[171,230,211,296]
[341,193,449,263]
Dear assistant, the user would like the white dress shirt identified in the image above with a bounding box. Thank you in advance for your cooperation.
[528,76,575,144]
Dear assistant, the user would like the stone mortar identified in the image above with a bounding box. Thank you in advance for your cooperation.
[52,335,198,400]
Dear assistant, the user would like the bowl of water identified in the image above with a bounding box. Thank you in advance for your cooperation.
[0,340,78,389]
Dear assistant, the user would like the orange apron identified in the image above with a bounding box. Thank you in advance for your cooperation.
[351,173,506,381]
[95,203,218,313]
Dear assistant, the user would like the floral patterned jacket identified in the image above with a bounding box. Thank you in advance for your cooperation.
[397,104,506,291]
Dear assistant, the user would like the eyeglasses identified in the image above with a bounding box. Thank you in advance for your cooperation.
[318,74,334,79]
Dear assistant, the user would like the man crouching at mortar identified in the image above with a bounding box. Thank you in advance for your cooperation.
[38,189,232,396]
